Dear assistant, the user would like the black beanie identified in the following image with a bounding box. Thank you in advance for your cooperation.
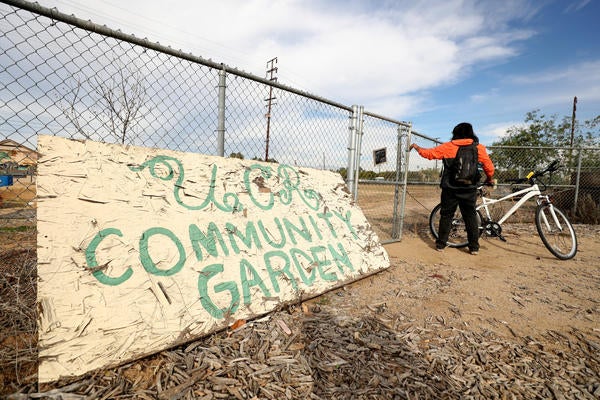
[452,122,474,139]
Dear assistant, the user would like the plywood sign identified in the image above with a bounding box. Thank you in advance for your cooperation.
[36,135,389,382]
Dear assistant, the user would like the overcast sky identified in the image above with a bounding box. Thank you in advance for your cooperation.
[34,0,600,144]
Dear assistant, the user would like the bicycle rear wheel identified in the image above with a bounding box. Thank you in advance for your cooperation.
[535,204,577,260]
[429,204,483,248]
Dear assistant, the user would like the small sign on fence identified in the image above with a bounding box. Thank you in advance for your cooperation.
[373,147,387,166]
[36,135,390,382]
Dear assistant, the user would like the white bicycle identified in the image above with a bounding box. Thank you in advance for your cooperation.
[430,160,578,260]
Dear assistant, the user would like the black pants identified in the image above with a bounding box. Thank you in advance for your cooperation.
[437,188,479,251]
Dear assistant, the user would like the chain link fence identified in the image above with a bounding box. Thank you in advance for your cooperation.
[0,1,370,251]
[1,0,599,257]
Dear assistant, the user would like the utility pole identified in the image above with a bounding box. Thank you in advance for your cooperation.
[264,57,278,161]
[570,96,577,147]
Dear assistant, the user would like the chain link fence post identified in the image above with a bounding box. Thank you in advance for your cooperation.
[352,106,365,202]
[572,148,583,215]
[392,123,411,239]
[217,68,226,157]
[391,124,403,239]
[346,105,359,197]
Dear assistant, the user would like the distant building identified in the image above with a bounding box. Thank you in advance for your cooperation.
[0,139,38,179]
[0,138,38,167]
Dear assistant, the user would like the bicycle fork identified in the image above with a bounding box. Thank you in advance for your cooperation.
[536,196,565,233]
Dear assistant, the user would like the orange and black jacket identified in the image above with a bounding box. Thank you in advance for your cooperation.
[415,138,495,182]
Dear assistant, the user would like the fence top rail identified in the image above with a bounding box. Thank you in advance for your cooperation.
[408,130,441,143]
[489,145,600,151]
[1,0,352,112]
[363,111,411,128]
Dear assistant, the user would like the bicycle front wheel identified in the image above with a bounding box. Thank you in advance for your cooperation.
[429,204,483,248]
[535,204,577,260]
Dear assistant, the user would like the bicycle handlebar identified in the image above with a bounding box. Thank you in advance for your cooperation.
[477,160,560,191]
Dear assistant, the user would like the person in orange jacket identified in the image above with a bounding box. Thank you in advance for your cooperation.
[409,122,495,255]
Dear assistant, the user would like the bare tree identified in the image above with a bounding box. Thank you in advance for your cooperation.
[61,78,89,138]
[94,68,147,144]
[60,66,147,144]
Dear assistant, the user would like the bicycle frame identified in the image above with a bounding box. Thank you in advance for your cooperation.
[478,184,543,225]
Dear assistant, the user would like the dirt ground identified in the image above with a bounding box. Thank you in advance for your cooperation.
[314,223,600,341]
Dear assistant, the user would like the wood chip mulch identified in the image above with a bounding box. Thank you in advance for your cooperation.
[2,246,600,399]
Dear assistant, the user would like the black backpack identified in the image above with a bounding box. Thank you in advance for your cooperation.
[442,143,481,188]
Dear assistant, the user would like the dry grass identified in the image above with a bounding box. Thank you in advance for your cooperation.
[0,179,38,394]
[0,246,38,394]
